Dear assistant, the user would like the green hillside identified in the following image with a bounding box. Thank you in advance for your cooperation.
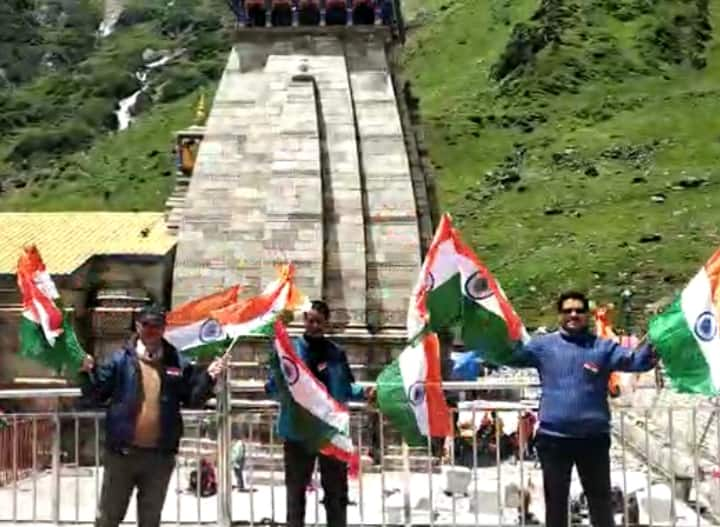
[402,0,720,325]
[1,0,718,325]
[0,0,228,210]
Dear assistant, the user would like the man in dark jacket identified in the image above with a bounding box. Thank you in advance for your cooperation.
[266,300,373,527]
[512,291,656,527]
[80,305,226,527]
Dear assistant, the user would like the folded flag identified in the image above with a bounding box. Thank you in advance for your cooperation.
[270,320,358,468]
[214,264,307,338]
[649,248,720,395]
[376,333,451,447]
[408,213,528,363]
[593,304,624,398]
[164,285,241,361]
[16,245,84,375]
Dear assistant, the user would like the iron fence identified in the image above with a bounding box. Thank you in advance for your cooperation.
[0,385,718,526]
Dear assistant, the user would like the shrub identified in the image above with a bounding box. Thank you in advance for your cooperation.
[159,67,206,102]
[197,57,225,80]
[7,123,95,164]
[89,70,141,99]
[77,98,119,130]
[116,3,162,27]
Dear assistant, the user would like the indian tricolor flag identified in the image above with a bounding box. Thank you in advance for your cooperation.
[270,320,358,468]
[165,265,307,360]
[649,248,720,395]
[594,304,636,398]
[376,333,451,446]
[409,213,528,363]
[17,245,84,375]
[164,286,241,360]
[216,264,307,338]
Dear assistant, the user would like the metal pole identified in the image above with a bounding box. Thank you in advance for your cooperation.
[74,417,80,523]
[692,408,700,527]
[668,409,676,527]
[620,412,629,527]
[426,429,433,527]
[12,416,18,522]
[269,412,277,524]
[402,441,411,527]
[51,413,61,524]
[379,414,386,527]
[472,405,479,527]
[217,367,232,527]
[495,413,502,527]
[645,410,653,527]
[358,413,365,526]
[94,417,100,523]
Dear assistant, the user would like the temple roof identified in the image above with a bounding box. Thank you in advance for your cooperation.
[0,213,175,275]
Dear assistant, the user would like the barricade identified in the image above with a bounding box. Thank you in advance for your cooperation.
[0,385,717,526]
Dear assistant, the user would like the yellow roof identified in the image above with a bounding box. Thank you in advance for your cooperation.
[0,213,175,274]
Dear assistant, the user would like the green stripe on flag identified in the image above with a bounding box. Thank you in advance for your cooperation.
[19,313,85,377]
[425,274,463,333]
[649,297,715,395]
[376,360,425,447]
[461,299,516,365]
[181,339,230,362]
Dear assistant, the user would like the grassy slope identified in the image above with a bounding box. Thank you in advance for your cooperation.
[403,0,720,326]
[3,0,719,326]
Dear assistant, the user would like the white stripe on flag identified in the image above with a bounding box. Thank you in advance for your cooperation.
[165,319,223,350]
[425,239,460,287]
[33,298,59,346]
[35,271,60,300]
[225,283,290,338]
[398,340,429,436]
[681,269,720,389]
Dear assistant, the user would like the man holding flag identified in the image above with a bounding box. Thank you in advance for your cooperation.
[265,300,374,527]
[375,214,659,527]
[80,305,227,527]
[512,291,656,527]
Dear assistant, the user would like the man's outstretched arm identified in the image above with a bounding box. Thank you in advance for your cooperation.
[604,339,657,372]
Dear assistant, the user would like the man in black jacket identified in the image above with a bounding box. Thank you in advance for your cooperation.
[80,305,226,527]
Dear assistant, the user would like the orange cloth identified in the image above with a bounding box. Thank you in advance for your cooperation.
[132,359,162,448]
[180,143,195,173]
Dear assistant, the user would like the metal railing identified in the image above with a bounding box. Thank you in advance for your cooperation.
[0,385,718,526]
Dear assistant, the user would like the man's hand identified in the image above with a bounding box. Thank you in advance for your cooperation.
[364,386,377,405]
[79,354,95,373]
[207,354,229,381]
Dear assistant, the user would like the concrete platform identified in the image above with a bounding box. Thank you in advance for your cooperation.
[0,463,709,526]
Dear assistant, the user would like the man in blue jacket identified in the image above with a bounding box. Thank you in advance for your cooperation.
[513,291,656,527]
[80,305,226,527]
[266,300,372,527]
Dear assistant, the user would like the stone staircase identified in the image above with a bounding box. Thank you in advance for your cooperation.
[164,174,193,234]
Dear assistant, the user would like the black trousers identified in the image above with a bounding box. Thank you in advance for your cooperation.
[96,448,175,527]
[284,440,348,527]
[537,434,614,527]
